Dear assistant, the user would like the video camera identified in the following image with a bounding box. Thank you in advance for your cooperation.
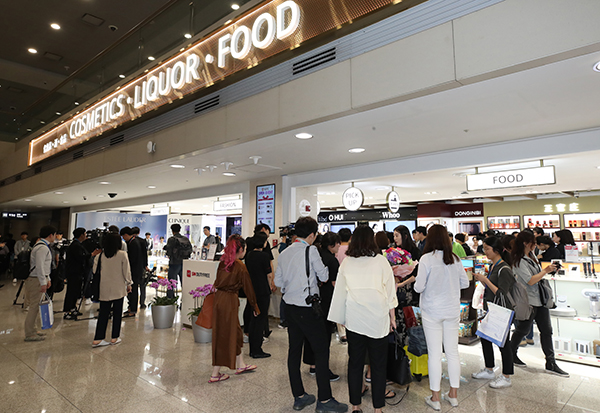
[279,224,296,245]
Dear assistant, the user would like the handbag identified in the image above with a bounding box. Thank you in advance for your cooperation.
[475,302,514,347]
[39,293,54,330]
[538,278,555,309]
[196,292,215,329]
[407,325,427,356]
[403,306,417,329]
[386,329,413,386]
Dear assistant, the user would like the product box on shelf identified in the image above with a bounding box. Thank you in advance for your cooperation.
[554,337,572,354]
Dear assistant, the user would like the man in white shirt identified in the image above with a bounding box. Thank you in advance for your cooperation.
[275,217,347,413]
[24,225,56,342]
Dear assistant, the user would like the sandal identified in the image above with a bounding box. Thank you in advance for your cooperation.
[361,386,369,397]
[208,373,230,383]
[122,312,136,318]
[235,364,257,375]
[385,390,396,399]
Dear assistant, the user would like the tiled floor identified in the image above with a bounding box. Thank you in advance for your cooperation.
[1,280,599,413]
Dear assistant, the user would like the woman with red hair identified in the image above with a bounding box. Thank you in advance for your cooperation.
[210,235,260,383]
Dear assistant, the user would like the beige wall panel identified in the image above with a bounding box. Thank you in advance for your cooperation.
[226,88,280,140]
[102,146,128,175]
[280,61,352,127]
[351,22,456,108]
[454,0,600,82]
[82,153,105,181]
[66,159,86,185]
[28,174,44,195]
[41,168,68,194]
[125,137,158,169]
[151,122,190,161]
[0,142,15,161]
[183,108,227,153]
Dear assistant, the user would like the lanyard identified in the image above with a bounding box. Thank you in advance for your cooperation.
[489,259,502,275]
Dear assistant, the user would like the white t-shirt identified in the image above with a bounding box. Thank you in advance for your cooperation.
[414,250,470,319]
[328,254,398,339]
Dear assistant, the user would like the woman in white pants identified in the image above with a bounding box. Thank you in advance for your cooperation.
[414,225,470,410]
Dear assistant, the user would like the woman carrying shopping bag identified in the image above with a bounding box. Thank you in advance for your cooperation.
[472,236,515,388]
[414,225,469,410]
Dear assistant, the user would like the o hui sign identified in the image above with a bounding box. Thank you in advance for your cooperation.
[28,0,405,165]
[466,166,556,191]
[342,187,364,211]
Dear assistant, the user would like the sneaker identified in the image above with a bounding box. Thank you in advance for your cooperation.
[293,393,316,411]
[519,338,528,347]
[315,398,348,413]
[545,363,569,377]
[243,335,249,343]
[472,368,496,380]
[13,278,17,283]
[63,312,76,320]
[513,355,527,367]
[442,392,458,407]
[526,339,534,345]
[329,371,340,382]
[140,304,147,309]
[424,395,441,411]
[340,336,347,344]
[263,337,270,344]
[85,298,93,305]
[489,375,512,389]
[309,367,316,376]
[24,336,45,342]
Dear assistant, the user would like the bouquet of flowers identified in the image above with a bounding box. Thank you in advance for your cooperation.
[187,284,214,319]
[149,277,179,306]
[385,247,416,280]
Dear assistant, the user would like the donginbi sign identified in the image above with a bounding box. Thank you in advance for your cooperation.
[28,0,400,165]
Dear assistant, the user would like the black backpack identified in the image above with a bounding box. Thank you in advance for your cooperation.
[14,248,32,280]
[173,236,193,261]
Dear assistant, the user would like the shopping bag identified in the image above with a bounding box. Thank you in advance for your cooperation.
[39,293,54,330]
[407,325,427,356]
[475,302,514,347]
[386,329,413,386]
[196,292,214,329]
[472,281,485,310]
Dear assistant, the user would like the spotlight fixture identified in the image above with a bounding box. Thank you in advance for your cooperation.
[119,74,125,79]
[50,23,61,30]
[28,48,38,54]
[170,164,185,169]
[148,56,155,61]
[348,148,365,153]
[223,172,236,177]
[74,101,79,105]
[55,112,61,115]
[295,133,313,140]
[231,4,240,10]
[184,33,192,39]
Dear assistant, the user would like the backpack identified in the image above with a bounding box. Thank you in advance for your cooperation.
[14,248,33,280]
[500,267,532,321]
[172,236,193,261]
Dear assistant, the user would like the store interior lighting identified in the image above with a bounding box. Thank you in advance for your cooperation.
[593,61,600,72]
[50,23,60,30]
[28,48,37,54]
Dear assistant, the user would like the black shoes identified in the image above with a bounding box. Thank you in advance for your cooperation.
[250,352,271,359]
[546,362,569,377]
[293,393,316,411]
[309,367,340,382]
[513,355,527,367]
[140,304,147,309]
[315,398,348,413]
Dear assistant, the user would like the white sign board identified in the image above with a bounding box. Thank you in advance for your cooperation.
[299,199,312,217]
[150,206,170,216]
[342,187,364,211]
[213,199,243,211]
[466,166,556,191]
[387,191,400,213]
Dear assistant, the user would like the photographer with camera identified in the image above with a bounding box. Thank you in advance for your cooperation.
[274,217,347,413]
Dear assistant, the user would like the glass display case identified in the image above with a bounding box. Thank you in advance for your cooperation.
[523,214,560,230]
[487,216,521,232]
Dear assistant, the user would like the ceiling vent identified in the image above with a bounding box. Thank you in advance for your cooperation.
[194,96,220,114]
[110,134,125,146]
[81,13,105,27]
[44,52,63,62]
[73,150,84,160]
[293,47,336,76]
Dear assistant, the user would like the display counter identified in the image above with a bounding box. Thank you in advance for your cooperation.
[181,260,219,327]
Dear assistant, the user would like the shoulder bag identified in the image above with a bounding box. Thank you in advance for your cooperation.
[386,328,412,405]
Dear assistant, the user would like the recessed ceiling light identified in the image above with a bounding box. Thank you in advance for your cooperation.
[74,101,79,105]
[99,181,111,185]
[148,56,155,61]
[231,4,240,10]
[26,128,32,131]
[24,199,32,202]
[597,166,600,169]
[184,33,192,39]
[55,112,61,115]
[348,148,365,153]
[593,61,600,73]
[62,201,69,204]
[223,172,236,177]
[295,133,313,140]
[119,74,125,79]
[54,191,64,195]
[28,48,37,54]
[147,185,156,189]
[97,195,105,198]
[40,121,45,124]
[170,164,185,169]
[50,23,61,30]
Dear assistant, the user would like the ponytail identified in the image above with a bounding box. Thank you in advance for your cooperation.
[220,234,246,272]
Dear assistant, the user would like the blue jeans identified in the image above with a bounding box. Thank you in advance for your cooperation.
[167,263,182,299]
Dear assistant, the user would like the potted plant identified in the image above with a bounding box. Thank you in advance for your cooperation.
[188,284,214,343]
[149,278,179,329]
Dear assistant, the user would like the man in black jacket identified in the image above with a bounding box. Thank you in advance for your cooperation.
[537,236,562,262]
[121,227,145,317]
[132,227,150,309]
[63,228,93,319]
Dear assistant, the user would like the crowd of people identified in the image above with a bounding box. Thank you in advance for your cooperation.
[0,219,574,412]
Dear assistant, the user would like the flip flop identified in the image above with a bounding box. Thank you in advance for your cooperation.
[361,386,369,397]
[235,364,257,375]
[385,390,396,399]
[208,373,230,383]
[122,312,136,318]
[92,340,111,348]
[111,338,122,345]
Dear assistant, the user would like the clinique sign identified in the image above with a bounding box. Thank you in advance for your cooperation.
[28,0,405,165]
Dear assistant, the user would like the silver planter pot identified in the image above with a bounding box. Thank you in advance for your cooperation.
[151,304,176,329]
[191,315,212,343]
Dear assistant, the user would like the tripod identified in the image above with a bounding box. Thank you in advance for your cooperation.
[13,280,25,307]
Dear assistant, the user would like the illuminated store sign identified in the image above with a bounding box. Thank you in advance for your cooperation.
[28,0,401,165]
[213,199,243,211]
[466,166,556,191]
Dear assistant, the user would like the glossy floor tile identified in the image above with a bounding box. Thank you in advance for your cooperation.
[1,280,600,413]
